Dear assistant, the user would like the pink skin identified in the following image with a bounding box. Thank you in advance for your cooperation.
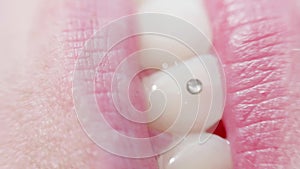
[0,0,300,169]
[205,0,300,168]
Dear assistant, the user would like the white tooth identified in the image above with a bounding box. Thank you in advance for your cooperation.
[137,0,212,68]
[158,133,233,169]
[143,55,225,134]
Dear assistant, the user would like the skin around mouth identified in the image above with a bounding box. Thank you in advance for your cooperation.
[205,0,300,168]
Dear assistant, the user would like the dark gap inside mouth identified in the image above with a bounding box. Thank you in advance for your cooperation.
[207,120,227,138]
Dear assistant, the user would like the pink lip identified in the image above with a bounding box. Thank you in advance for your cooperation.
[205,0,300,168]
[64,0,158,169]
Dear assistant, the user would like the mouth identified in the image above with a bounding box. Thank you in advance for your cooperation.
[69,0,300,168]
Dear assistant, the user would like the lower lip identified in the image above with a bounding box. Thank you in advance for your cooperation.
[205,0,300,168]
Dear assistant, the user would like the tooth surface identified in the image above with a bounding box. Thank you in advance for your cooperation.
[158,133,233,169]
[143,55,224,134]
[137,0,212,68]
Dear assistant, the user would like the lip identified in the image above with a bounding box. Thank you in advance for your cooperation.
[66,0,159,169]
[205,0,300,168]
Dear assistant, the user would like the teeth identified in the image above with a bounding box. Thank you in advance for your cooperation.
[158,133,233,169]
[137,0,212,68]
[135,2,229,168]
[142,55,225,134]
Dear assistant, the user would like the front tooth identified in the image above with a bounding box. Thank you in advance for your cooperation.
[158,133,233,169]
[143,55,225,134]
[137,0,212,68]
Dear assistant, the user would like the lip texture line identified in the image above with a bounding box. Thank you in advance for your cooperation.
[58,0,158,169]
[205,0,300,168]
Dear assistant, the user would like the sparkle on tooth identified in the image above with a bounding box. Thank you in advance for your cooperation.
[142,55,225,134]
